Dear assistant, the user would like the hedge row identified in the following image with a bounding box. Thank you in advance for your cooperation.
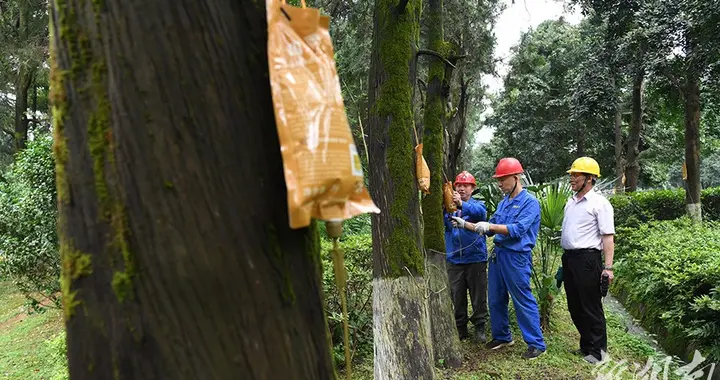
[613,218,720,362]
[609,187,720,228]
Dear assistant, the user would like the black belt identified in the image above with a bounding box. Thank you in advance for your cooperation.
[564,248,601,255]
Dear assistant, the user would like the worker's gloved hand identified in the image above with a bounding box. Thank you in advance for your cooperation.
[451,216,465,228]
[474,222,490,234]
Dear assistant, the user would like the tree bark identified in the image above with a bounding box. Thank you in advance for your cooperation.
[684,73,702,222]
[420,0,462,369]
[367,0,435,378]
[49,1,334,379]
[614,106,624,194]
[624,71,644,192]
[426,250,462,368]
[444,74,468,178]
[14,63,34,152]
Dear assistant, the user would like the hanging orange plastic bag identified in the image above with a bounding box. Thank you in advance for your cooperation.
[415,144,430,194]
[266,0,380,229]
[443,181,456,213]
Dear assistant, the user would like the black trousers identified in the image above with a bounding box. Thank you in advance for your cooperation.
[448,261,488,329]
[562,249,607,359]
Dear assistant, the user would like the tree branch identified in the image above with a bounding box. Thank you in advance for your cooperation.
[662,67,686,101]
[416,49,455,68]
[417,79,427,93]
[448,54,469,62]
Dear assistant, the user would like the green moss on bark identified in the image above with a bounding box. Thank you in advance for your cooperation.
[49,13,70,205]
[421,0,447,254]
[52,0,137,304]
[376,0,425,277]
[60,242,93,319]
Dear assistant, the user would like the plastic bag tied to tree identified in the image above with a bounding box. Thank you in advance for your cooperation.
[266,0,379,230]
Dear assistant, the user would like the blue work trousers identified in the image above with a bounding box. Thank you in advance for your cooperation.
[488,247,546,351]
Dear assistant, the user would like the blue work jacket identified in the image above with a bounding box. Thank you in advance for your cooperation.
[444,198,488,264]
[488,189,541,254]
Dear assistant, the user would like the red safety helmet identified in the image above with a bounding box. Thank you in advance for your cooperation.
[493,157,524,178]
[454,171,477,187]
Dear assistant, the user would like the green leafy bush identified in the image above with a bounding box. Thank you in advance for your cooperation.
[610,187,720,227]
[0,135,60,310]
[318,214,371,239]
[527,181,573,330]
[320,233,372,367]
[612,218,720,361]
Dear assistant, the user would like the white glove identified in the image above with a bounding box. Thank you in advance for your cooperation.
[474,222,490,234]
[451,216,465,228]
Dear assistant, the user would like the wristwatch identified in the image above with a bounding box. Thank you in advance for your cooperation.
[604,265,613,270]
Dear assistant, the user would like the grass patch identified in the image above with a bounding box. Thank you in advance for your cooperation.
[0,281,68,380]
[351,294,683,379]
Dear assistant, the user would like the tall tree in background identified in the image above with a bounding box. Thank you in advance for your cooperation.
[488,19,589,182]
[443,0,501,176]
[642,0,719,220]
[367,0,435,377]
[49,0,334,378]
[420,0,462,369]
[0,0,48,152]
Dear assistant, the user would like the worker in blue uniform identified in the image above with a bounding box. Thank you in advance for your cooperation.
[444,171,489,343]
[452,157,546,360]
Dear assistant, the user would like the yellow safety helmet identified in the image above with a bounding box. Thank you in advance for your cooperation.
[567,157,601,177]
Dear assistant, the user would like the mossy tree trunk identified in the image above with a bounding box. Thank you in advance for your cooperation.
[684,73,702,222]
[49,1,334,378]
[367,0,435,378]
[420,0,462,369]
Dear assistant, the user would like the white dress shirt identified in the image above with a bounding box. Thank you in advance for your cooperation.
[561,189,615,251]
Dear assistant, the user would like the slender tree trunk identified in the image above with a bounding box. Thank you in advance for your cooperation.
[421,0,462,368]
[367,0,435,378]
[32,78,38,124]
[444,75,468,178]
[684,73,702,221]
[576,133,585,157]
[624,71,644,192]
[614,106,624,194]
[14,64,33,152]
[49,1,334,378]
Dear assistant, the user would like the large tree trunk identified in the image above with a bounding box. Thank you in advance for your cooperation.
[684,73,702,222]
[624,71,644,192]
[367,0,435,378]
[49,1,334,379]
[420,0,462,369]
[614,105,624,194]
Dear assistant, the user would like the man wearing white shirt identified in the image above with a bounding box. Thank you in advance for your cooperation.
[561,157,615,365]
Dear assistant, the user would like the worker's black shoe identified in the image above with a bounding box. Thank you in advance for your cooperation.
[522,347,545,360]
[457,325,469,341]
[473,325,486,343]
[485,339,514,350]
